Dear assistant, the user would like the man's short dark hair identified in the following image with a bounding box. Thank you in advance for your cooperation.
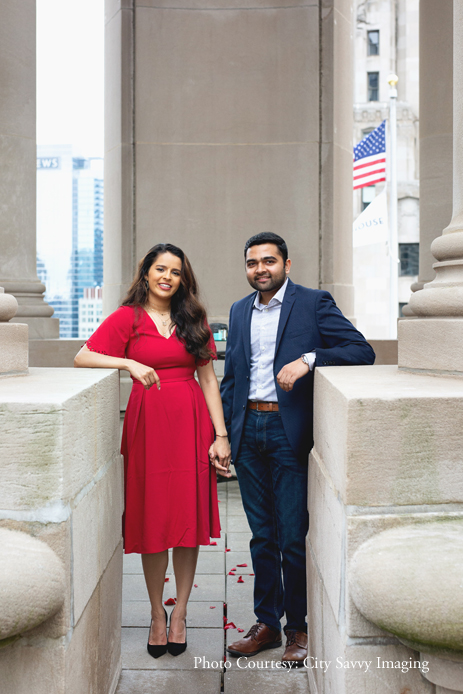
[244,232,288,263]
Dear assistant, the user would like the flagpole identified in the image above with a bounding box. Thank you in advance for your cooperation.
[388,73,399,338]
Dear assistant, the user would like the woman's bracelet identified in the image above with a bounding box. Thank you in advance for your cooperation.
[216,434,228,438]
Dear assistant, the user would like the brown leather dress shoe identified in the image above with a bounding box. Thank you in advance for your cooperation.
[227,623,282,657]
[281,630,308,667]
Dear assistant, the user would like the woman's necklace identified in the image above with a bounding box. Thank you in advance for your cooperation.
[145,305,173,337]
[147,306,171,325]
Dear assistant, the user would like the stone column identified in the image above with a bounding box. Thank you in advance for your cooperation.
[402,0,453,316]
[0,0,58,338]
[320,0,355,320]
[104,0,321,321]
[399,0,463,371]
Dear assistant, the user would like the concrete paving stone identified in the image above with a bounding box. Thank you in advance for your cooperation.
[225,642,286,672]
[225,575,255,636]
[200,533,226,552]
[224,670,310,691]
[115,669,221,694]
[122,601,224,628]
[123,573,225,603]
[226,551,253,574]
[227,516,252,533]
[196,551,225,574]
[123,553,143,574]
[226,532,252,551]
[121,627,224,670]
[226,500,246,516]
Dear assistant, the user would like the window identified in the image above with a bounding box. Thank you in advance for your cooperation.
[361,186,376,211]
[367,72,379,101]
[399,243,419,276]
[368,30,380,56]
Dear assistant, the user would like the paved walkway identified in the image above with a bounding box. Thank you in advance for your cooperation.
[116,478,310,694]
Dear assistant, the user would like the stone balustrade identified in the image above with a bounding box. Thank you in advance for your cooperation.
[0,360,123,693]
[350,521,463,692]
[0,528,66,645]
[308,364,463,694]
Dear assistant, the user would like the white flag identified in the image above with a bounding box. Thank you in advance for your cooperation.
[353,190,388,248]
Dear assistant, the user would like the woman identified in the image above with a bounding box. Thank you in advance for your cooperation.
[74,243,231,658]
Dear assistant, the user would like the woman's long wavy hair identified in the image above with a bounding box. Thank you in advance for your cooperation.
[121,243,213,361]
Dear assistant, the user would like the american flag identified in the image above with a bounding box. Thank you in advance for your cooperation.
[353,120,386,190]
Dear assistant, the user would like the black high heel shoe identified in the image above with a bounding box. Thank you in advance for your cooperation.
[147,608,168,658]
[167,608,187,656]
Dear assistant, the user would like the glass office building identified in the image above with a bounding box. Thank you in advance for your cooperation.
[37,147,104,337]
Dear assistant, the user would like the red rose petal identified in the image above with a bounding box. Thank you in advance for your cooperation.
[237,628,244,633]
[224,622,236,630]
[194,584,198,588]
[210,606,216,609]
[250,573,255,576]
[164,598,176,605]
[223,616,228,624]
[228,571,236,576]
[164,577,169,582]
[225,549,231,552]
[231,568,237,571]
[237,563,248,567]
[210,541,218,546]
[237,576,244,583]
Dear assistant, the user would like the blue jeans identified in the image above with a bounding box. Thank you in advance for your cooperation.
[234,409,309,633]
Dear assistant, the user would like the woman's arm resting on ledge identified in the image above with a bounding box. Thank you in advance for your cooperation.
[74,345,160,390]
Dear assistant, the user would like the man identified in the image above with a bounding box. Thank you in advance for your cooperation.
[219,232,375,666]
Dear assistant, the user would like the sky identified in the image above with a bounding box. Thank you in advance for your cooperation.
[37,0,104,157]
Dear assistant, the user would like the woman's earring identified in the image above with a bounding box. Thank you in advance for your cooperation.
[144,279,149,291]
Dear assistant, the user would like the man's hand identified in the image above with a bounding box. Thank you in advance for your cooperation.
[277,357,310,392]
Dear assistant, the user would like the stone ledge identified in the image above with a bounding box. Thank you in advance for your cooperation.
[313,365,463,506]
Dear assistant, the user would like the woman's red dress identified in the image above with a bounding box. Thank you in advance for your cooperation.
[86,305,221,554]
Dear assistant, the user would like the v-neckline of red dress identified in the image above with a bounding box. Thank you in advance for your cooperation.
[142,308,176,340]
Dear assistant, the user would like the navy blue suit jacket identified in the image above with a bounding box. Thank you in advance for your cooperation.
[220,279,375,462]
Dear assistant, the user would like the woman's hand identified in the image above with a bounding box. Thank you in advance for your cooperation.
[209,438,232,478]
[126,359,161,390]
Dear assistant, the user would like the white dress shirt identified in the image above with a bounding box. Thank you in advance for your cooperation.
[248,279,315,402]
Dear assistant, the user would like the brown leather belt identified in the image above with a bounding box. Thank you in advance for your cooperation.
[247,401,279,412]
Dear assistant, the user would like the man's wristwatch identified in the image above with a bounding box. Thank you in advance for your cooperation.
[301,354,311,366]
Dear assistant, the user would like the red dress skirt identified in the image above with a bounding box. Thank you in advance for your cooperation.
[86,305,221,553]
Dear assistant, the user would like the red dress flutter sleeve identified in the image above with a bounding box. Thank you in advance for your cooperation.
[196,325,218,367]
[86,306,133,358]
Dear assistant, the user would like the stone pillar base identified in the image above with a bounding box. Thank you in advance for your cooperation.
[398,319,463,373]
[0,323,28,376]
[10,316,59,339]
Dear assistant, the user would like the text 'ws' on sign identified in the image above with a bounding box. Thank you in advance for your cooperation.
[37,157,61,170]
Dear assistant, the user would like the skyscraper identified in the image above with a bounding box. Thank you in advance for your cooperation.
[36,147,104,337]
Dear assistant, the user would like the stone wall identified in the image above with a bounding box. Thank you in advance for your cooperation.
[0,368,123,694]
[307,364,463,693]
